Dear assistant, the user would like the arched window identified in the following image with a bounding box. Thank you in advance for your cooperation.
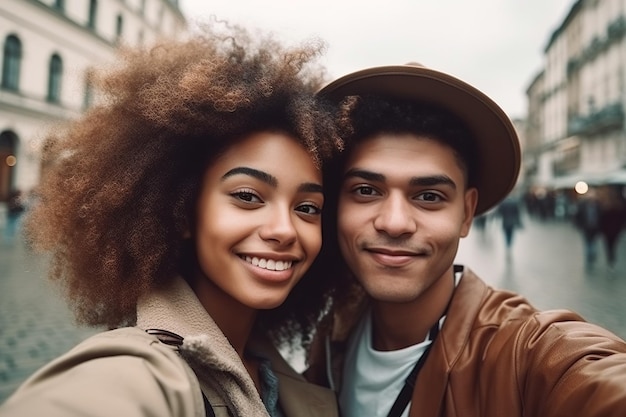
[2,35,22,91]
[47,54,63,103]
[116,14,124,40]
[83,77,93,109]
[88,0,98,29]
[0,131,18,201]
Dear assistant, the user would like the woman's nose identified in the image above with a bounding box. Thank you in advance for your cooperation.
[258,207,298,246]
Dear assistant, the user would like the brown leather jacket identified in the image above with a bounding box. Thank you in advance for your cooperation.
[307,267,626,417]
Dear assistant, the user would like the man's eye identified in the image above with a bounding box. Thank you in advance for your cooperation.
[417,192,442,202]
[355,186,379,196]
[296,203,322,215]
[232,191,262,203]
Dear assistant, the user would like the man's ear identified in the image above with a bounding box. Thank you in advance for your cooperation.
[461,187,478,237]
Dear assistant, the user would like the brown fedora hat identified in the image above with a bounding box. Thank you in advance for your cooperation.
[317,64,521,216]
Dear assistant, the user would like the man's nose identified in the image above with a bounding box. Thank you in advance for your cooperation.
[373,192,417,237]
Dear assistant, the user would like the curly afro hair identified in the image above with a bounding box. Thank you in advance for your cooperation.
[24,21,343,350]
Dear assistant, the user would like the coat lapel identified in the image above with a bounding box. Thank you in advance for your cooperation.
[250,337,339,417]
[409,268,489,417]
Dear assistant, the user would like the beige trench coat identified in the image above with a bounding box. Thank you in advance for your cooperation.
[1,277,337,417]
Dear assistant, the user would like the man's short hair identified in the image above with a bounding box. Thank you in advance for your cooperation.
[339,95,477,189]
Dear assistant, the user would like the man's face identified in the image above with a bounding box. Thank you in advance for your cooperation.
[337,133,477,304]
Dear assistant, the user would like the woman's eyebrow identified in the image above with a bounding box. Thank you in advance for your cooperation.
[222,166,322,194]
[299,183,323,194]
[221,167,277,187]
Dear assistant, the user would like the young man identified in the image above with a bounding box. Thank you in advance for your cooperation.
[307,64,626,417]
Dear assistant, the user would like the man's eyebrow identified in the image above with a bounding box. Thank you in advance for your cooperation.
[409,175,457,189]
[343,169,386,183]
[343,169,456,189]
[222,167,277,187]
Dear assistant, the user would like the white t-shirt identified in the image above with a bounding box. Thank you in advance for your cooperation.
[339,272,460,417]
[339,311,432,417]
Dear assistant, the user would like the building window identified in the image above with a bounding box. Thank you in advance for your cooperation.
[116,14,124,40]
[2,35,21,91]
[88,0,98,29]
[83,77,93,110]
[54,0,65,12]
[0,130,18,201]
[47,54,63,103]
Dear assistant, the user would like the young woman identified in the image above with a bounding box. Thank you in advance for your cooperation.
[0,23,342,417]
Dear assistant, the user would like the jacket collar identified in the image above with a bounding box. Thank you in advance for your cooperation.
[137,277,337,417]
[137,277,268,416]
[409,267,489,416]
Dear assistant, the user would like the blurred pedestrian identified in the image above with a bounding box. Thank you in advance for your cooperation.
[472,212,490,242]
[0,22,341,417]
[573,189,601,268]
[496,196,522,256]
[3,189,25,244]
[598,188,626,272]
[473,213,487,231]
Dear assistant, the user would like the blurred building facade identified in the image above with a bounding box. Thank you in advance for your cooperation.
[0,0,186,202]
[525,0,626,193]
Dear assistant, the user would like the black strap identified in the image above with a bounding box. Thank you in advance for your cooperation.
[386,267,460,417]
[386,267,459,417]
[386,323,439,417]
[202,391,216,417]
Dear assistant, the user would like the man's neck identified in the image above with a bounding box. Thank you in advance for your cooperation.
[370,267,456,351]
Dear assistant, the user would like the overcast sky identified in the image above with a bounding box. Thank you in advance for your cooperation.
[180,0,575,119]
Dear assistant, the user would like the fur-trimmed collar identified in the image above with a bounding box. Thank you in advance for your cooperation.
[136,276,269,417]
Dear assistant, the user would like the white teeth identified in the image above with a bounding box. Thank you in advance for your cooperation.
[243,256,292,271]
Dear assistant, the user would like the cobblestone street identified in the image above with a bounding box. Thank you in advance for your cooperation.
[0,238,99,402]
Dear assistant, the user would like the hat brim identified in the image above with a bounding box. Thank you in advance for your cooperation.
[317,65,521,215]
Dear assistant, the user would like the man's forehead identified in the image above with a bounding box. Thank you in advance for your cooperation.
[345,134,456,165]
[341,134,468,186]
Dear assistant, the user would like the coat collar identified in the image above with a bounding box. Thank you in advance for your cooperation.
[409,267,489,417]
[137,277,337,417]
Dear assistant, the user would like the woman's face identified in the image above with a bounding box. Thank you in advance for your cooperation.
[194,131,324,311]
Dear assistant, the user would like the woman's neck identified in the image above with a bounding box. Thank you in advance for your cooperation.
[189,273,258,358]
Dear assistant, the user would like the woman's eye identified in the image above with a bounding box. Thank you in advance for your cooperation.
[232,191,262,204]
[296,203,322,215]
